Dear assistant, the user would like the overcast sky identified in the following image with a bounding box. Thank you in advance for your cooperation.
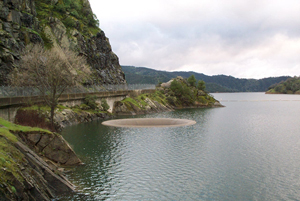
[89,0,300,79]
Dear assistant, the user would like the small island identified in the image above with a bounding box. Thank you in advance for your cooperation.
[114,75,223,115]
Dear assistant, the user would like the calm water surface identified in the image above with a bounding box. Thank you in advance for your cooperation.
[59,92,300,200]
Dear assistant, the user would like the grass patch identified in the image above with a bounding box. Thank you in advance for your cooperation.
[0,136,25,185]
[0,128,17,142]
[0,119,27,189]
[0,118,51,134]
[121,97,142,109]
[148,90,167,105]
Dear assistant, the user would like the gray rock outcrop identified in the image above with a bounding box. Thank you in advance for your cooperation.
[15,131,82,166]
[53,108,108,131]
[113,97,173,115]
[1,140,76,200]
[0,0,126,85]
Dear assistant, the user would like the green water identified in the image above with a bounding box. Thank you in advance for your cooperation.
[59,92,300,200]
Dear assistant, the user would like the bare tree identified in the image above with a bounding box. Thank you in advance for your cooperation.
[10,44,91,127]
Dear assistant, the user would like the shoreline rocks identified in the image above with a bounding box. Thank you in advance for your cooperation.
[0,130,78,200]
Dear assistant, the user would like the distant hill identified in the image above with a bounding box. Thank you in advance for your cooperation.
[122,66,290,93]
[267,76,300,94]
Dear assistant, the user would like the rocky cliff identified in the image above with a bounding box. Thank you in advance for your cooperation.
[0,0,126,85]
[0,118,82,200]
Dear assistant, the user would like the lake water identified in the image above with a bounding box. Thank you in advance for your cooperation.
[59,92,300,201]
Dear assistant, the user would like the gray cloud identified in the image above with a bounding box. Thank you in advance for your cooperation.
[90,0,300,78]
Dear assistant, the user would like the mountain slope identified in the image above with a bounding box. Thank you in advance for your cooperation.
[0,0,126,85]
[122,66,290,92]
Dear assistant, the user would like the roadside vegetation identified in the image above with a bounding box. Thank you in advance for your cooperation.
[267,76,300,94]
[15,97,110,131]
[9,44,91,129]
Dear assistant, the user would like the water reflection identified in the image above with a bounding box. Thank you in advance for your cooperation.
[61,93,300,200]
[61,109,213,200]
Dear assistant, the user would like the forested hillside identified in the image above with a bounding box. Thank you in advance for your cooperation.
[122,66,290,93]
[267,77,300,94]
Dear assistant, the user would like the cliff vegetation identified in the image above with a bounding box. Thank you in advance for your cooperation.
[0,0,126,85]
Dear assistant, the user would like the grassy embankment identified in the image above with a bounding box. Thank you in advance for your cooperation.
[0,118,51,195]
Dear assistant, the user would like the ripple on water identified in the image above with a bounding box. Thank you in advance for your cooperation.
[60,96,300,200]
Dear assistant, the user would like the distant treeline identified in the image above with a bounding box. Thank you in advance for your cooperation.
[122,66,290,93]
[267,76,300,94]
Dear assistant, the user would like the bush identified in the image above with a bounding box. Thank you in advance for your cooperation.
[40,30,53,49]
[101,99,110,111]
[187,75,196,87]
[54,3,66,13]
[70,10,80,18]
[198,96,208,105]
[197,80,206,91]
[181,85,194,105]
[70,1,81,10]
[170,80,194,105]
[170,80,183,96]
[166,96,177,106]
[84,95,98,110]
[62,17,76,28]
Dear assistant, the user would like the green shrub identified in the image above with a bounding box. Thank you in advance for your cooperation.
[170,80,183,96]
[181,85,194,105]
[198,96,208,104]
[54,3,66,13]
[187,75,196,87]
[84,95,98,110]
[40,30,53,49]
[62,17,76,28]
[170,80,194,105]
[101,99,110,111]
[70,1,81,10]
[36,0,100,38]
[166,96,176,106]
[197,80,206,91]
[70,10,80,18]
[64,0,72,7]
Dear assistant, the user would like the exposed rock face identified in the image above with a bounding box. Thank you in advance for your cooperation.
[53,108,108,131]
[113,97,173,115]
[15,131,82,166]
[0,129,84,200]
[0,0,126,85]
[1,140,75,200]
[0,0,40,85]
